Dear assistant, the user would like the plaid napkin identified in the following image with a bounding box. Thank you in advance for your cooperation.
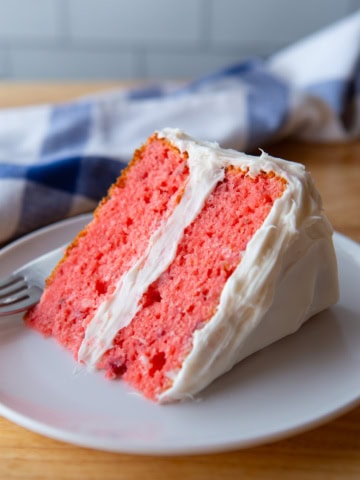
[0,12,359,246]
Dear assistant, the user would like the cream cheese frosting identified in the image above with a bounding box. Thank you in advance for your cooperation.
[78,128,339,402]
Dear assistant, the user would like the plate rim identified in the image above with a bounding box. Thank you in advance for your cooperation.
[1,393,360,456]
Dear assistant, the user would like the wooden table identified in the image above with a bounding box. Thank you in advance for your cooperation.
[0,84,359,480]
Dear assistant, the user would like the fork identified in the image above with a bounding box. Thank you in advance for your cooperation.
[0,245,66,317]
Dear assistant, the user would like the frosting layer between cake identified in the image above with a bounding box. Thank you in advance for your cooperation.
[78,131,225,366]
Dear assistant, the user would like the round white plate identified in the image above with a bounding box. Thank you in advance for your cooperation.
[0,215,360,455]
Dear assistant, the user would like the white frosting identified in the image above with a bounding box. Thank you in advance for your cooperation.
[78,128,339,402]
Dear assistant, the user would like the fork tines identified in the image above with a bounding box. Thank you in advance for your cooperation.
[0,274,42,316]
[0,275,27,298]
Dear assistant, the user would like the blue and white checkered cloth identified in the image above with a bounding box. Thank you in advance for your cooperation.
[1,12,359,246]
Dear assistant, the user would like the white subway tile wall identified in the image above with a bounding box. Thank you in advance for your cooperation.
[210,0,357,46]
[0,0,357,80]
[68,0,202,44]
[0,0,60,40]
[10,47,136,80]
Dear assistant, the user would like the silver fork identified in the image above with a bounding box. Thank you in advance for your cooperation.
[0,245,67,317]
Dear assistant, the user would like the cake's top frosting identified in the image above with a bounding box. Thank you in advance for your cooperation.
[77,128,338,402]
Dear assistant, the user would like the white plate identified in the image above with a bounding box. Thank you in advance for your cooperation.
[0,214,360,455]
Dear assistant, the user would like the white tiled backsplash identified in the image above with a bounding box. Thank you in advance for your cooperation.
[0,0,358,80]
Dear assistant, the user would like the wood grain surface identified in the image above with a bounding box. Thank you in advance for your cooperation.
[0,84,359,480]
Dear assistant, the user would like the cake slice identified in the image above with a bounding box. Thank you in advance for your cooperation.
[25,128,339,403]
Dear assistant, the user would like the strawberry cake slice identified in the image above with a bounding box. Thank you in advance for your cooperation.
[25,128,338,402]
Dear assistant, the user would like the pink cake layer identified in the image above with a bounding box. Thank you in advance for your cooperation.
[25,136,190,355]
